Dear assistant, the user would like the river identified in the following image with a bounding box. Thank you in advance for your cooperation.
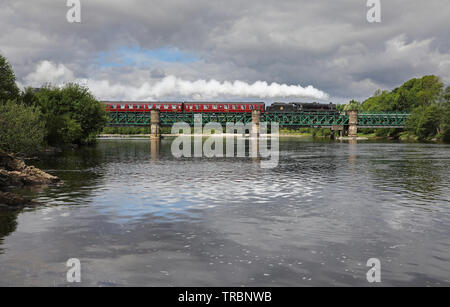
[0,137,449,286]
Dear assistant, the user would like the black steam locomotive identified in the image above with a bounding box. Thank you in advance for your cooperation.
[266,102,337,113]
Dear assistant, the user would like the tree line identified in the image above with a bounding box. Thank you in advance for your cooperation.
[338,75,450,142]
[0,54,106,155]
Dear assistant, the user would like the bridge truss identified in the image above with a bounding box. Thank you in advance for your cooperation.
[107,111,410,128]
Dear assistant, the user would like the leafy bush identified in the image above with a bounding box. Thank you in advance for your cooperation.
[0,101,45,154]
[33,83,107,145]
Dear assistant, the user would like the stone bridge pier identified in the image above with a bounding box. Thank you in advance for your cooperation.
[150,110,161,140]
[251,110,261,138]
[347,110,358,138]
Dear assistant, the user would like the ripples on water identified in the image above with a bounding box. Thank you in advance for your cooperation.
[0,138,449,286]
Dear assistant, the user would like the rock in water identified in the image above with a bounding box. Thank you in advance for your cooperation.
[0,150,58,209]
[0,150,59,187]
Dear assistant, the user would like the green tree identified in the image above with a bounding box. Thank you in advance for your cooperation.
[21,87,40,106]
[34,83,107,145]
[0,55,20,103]
[406,105,442,140]
[0,101,46,154]
[362,75,444,112]
[343,99,362,111]
[359,75,448,141]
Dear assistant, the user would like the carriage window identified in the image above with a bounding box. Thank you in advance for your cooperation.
[213,105,217,109]
[240,105,245,110]
[195,105,200,110]
[232,105,237,110]
[224,105,228,109]
[164,105,169,109]
[250,105,254,110]
[204,105,208,110]
[156,105,161,109]
[121,105,125,109]
[189,105,193,109]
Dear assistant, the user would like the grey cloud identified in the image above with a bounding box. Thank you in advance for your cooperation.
[1,0,449,102]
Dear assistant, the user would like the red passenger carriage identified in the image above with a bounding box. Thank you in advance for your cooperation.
[183,102,265,113]
[102,101,266,113]
[103,102,183,112]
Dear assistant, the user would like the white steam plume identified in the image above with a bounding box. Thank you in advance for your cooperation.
[84,76,329,100]
[24,61,329,100]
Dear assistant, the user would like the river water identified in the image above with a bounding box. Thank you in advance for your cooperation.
[0,137,449,286]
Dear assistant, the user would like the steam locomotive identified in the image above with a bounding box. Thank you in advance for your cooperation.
[265,102,337,113]
[102,101,337,113]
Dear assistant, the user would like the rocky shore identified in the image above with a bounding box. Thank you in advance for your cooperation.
[0,150,60,209]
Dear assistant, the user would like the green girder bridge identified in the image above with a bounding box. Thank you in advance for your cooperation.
[107,111,410,128]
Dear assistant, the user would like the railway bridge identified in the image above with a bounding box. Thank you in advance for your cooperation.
[106,110,410,139]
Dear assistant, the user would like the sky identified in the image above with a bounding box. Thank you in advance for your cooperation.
[1,0,449,103]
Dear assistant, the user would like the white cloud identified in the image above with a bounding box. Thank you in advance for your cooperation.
[23,61,328,100]
[24,61,75,86]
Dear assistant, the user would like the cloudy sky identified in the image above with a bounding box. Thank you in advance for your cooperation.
[1,0,449,103]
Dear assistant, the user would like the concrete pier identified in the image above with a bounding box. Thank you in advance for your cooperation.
[251,110,261,138]
[347,110,358,138]
[150,110,161,140]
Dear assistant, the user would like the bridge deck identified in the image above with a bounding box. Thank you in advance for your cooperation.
[107,111,410,128]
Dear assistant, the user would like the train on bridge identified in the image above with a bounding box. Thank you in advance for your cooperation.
[102,101,338,114]
[103,101,410,129]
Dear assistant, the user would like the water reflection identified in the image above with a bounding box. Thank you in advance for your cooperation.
[0,138,449,286]
[0,211,18,253]
[150,138,160,161]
